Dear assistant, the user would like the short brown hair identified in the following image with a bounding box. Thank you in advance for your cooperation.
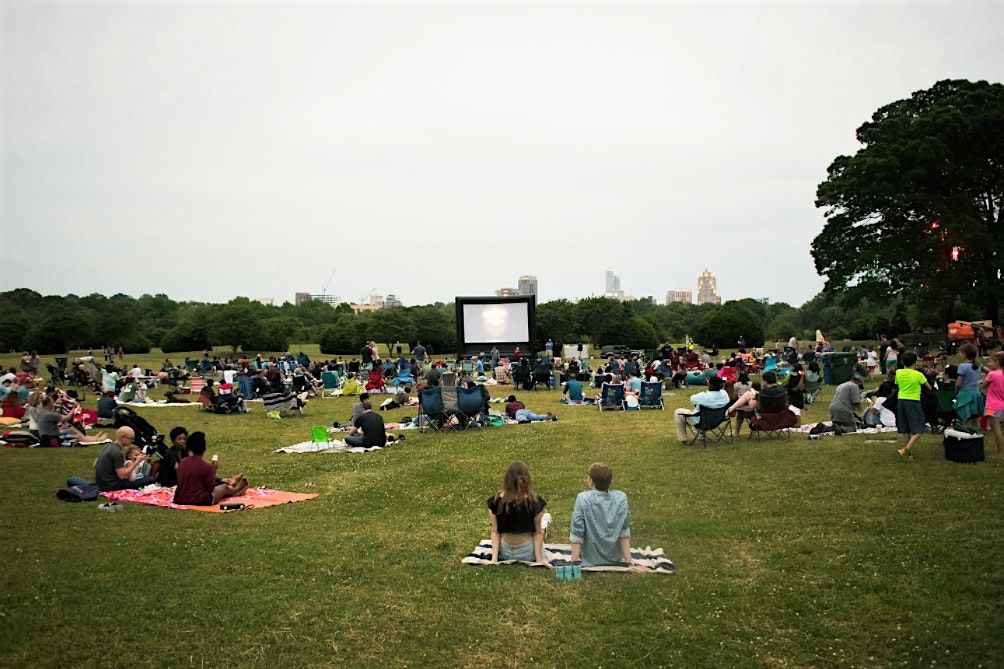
[588,462,613,491]
[361,401,372,411]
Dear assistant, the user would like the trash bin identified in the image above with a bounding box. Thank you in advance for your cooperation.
[825,352,857,385]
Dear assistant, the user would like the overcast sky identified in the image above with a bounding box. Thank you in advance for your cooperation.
[2,0,1002,307]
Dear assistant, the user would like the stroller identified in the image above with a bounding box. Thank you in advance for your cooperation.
[112,406,166,452]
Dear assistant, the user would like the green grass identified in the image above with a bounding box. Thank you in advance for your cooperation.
[1,348,1001,668]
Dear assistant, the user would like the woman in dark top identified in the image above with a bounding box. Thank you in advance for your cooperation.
[487,461,548,564]
[784,363,806,409]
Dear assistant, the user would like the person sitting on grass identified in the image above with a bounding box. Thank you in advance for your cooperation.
[33,396,107,447]
[562,376,587,402]
[673,376,730,442]
[349,392,370,424]
[345,402,387,448]
[828,373,865,433]
[380,386,418,411]
[487,460,550,564]
[173,432,248,506]
[126,445,152,481]
[569,463,640,570]
[981,351,1004,460]
[157,426,189,488]
[896,352,933,462]
[503,395,557,423]
[94,427,157,491]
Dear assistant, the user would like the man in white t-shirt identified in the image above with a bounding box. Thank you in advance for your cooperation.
[129,365,143,379]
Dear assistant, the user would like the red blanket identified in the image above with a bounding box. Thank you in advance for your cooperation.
[100,486,317,512]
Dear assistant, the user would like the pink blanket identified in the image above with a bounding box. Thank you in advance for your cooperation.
[100,486,317,512]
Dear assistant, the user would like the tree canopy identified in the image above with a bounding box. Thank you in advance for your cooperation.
[813,79,1004,323]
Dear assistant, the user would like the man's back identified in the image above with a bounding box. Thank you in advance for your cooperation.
[354,411,386,447]
[570,489,630,567]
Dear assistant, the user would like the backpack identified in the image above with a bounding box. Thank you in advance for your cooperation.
[56,483,101,502]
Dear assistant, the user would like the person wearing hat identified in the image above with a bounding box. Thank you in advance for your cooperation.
[828,372,865,433]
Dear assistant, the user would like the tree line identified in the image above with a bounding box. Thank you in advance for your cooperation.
[0,287,931,356]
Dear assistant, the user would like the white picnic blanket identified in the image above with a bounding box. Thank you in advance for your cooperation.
[274,439,388,454]
[462,540,676,574]
[122,400,201,408]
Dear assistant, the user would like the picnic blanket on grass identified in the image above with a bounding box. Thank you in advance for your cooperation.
[560,399,595,406]
[462,540,675,574]
[122,400,201,408]
[791,422,899,436]
[275,439,389,454]
[100,486,317,511]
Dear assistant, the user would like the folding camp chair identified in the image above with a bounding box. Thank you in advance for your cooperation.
[365,369,386,392]
[639,381,664,409]
[311,425,332,447]
[390,369,415,386]
[456,385,487,427]
[598,383,626,411]
[341,377,362,396]
[188,377,205,396]
[321,371,340,398]
[748,393,796,440]
[440,372,457,387]
[934,387,957,433]
[687,406,732,446]
[803,372,823,405]
[461,360,474,374]
[418,386,446,432]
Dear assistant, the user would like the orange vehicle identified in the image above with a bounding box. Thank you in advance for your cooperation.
[948,320,1003,349]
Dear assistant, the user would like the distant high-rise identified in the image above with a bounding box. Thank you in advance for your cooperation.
[518,275,538,296]
[383,294,403,308]
[696,270,721,305]
[604,270,620,293]
[495,287,519,297]
[666,289,693,305]
[295,292,340,305]
[257,298,274,306]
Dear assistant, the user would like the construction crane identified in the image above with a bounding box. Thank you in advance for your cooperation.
[359,287,378,305]
[320,268,336,298]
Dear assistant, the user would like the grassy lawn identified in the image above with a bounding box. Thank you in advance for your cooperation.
[0,348,1001,667]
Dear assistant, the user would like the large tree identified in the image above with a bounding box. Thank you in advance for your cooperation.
[813,79,1004,323]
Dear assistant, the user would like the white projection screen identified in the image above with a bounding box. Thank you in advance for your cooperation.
[462,302,530,343]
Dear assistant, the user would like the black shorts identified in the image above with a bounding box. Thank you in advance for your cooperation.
[896,399,927,434]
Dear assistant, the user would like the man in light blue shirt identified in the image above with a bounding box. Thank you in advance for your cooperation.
[674,375,730,441]
[625,372,642,395]
[570,463,637,568]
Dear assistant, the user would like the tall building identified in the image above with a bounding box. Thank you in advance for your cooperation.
[383,294,403,308]
[369,294,384,307]
[696,270,721,305]
[295,292,340,305]
[517,275,538,296]
[665,289,693,305]
[604,270,620,293]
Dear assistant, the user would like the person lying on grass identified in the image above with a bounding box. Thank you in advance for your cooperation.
[380,386,419,411]
[570,463,643,570]
[487,461,550,564]
[503,395,557,423]
[173,431,248,506]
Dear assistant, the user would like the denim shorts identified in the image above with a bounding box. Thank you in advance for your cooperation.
[500,539,535,561]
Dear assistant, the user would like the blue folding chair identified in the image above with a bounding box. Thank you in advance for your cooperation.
[598,383,626,411]
[639,381,664,409]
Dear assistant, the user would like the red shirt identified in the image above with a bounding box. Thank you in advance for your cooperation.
[173,456,217,505]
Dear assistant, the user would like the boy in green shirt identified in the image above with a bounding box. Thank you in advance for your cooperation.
[895,351,933,461]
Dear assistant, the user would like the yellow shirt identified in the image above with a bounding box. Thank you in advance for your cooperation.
[895,368,927,401]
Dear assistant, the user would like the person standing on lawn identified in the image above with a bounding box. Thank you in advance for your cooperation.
[981,352,1004,460]
[896,352,933,462]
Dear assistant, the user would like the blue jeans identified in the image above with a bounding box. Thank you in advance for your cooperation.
[344,434,366,447]
[105,476,157,491]
[515,409,548,422]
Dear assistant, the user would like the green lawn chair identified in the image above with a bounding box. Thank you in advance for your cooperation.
[311,425,332,448]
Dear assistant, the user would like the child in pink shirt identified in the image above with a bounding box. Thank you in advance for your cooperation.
[982,352,1004,459]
